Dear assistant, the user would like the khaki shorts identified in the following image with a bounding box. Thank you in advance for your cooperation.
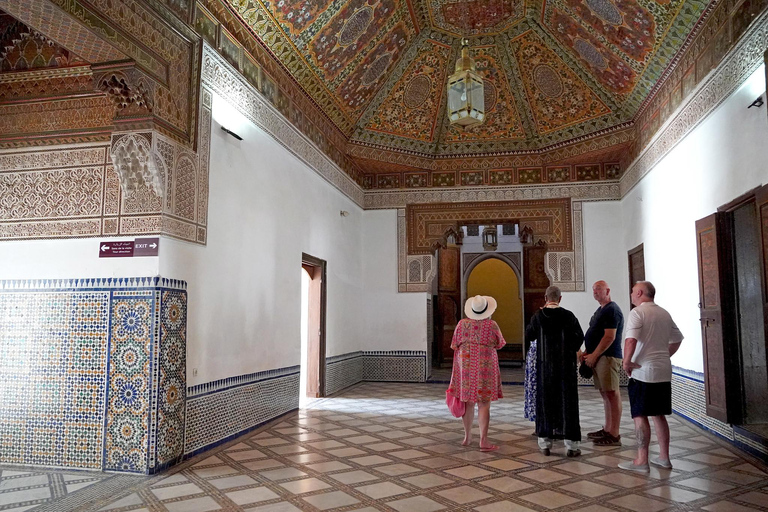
[593,356,621,392]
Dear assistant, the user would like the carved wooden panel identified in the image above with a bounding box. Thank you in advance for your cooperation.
[523,244,550,333]
[695,214,729,423]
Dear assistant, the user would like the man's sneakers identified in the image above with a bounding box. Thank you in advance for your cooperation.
[650,457,673,469]
[587,428,607,439]
[592,433,622,446]
[618,460,650,472]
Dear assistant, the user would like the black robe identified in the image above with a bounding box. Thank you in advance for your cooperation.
[525,307,584,441]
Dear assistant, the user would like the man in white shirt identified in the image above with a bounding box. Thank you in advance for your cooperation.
[619,281,684,472]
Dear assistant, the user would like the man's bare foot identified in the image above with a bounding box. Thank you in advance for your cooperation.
[461,436,471,446]
[479,444,499,452]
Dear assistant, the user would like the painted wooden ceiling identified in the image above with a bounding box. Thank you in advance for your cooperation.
[225,0,712,163]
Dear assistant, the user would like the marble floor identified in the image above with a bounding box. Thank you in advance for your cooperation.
[2,383,768,512]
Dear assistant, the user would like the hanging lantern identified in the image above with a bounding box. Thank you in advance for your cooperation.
[447,39,485,128]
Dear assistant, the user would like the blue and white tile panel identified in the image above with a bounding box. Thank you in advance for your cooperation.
[0,277,186,474]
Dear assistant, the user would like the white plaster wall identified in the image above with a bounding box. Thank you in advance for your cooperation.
[620,65,768,373]
[361,210,428,352]
[563,201,630,332]
[0,237,159,279]
[159,93,365,385]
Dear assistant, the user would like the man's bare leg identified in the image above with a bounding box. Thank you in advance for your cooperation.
[651,415,670,461]
[633,416,651,465]
[604,390,622,437]
[462,402,475,446]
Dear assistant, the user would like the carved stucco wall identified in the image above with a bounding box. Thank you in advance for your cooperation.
[397,201,585,293]
[0,91,211,243]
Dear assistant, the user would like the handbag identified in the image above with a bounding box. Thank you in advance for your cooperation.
[446,390,466,417]
[579,361,594,379]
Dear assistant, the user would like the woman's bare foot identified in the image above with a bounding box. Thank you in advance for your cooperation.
[479,443,499,452]
[461,435,472,446]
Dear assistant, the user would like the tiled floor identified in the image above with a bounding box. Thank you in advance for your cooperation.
[2,383,768,511]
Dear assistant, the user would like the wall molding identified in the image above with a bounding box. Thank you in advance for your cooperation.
[366,182,620,209]
[199,44,364,208]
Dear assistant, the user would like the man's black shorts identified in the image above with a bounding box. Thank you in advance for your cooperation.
[627,378,672,418]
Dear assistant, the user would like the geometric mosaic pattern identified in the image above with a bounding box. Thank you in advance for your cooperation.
[0,277,187,475]
[11,382,768,512]
[0,290,110,470]
[185,351,428,458]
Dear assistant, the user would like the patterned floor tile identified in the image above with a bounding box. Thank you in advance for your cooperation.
[4,382,768,512]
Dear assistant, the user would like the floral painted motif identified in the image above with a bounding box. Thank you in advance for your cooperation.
[565,0,656,62]
[510,31,611,135]
[309,0,399,81]
[447,318,505,402]
[551,10,638,95]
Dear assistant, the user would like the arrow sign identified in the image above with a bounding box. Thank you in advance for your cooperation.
[98,241,134,258]
[134,237,160,257]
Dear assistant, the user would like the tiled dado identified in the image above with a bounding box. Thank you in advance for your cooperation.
[0,277,187,474]
[186,351,428,457]
[672,366,768,464]
[327,350,427,395]
[184,367,300,457]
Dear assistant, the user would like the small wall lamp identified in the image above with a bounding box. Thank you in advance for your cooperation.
[340,210,349,217]
[221,126,243,140]
[748,96,764,109]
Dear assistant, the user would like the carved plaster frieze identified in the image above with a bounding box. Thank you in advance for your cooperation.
[110,133,164,197]
[97,70,154,113]
[0,89,212,244]
[621,12,768,196]
[366,183,620,209]
[397,201,586,293]
[199,44,364,207]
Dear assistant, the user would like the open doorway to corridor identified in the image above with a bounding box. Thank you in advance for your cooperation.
[300,253,326,408]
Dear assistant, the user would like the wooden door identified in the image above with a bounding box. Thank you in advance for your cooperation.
[695,214,740,423]
[523,243,550,355]
[627,244,645,310]
[437,246,461,367]
[756,184,768,374]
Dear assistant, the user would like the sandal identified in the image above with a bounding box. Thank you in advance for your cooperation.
[592,433,621,446]
[479,444,499,452]
[587,428,607,439]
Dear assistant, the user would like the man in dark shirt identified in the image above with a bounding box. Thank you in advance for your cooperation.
[579,280,624,446]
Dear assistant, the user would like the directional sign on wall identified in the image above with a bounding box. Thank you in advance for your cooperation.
[99,237,160,258]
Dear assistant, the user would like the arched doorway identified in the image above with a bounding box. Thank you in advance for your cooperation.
[465,256,524,362]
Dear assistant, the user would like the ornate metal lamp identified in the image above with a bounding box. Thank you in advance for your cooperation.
[482,225,498,251]
[447,39,485,128]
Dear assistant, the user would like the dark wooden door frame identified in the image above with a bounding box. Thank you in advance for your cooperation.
[302,253,326,398]
[627,243,645,310]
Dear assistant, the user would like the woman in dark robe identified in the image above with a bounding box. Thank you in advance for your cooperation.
[525,285,584,457]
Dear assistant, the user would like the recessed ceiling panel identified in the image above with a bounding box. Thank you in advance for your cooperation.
[510,30,611,135]
[335,21,414,117]
[365,39,451,142]
[427,0,526,36]
[549,9,637,95]
[308,0,399,81]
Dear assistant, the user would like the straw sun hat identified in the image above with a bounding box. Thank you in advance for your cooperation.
[464,295,497,320]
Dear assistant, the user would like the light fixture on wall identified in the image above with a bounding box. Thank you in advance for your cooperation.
[221,126,243,140]
[447,39,485,128]
[748,96,764,108]
[340,210,349,217]
[482,225,498,251]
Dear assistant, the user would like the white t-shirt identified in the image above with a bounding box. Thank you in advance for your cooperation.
[624,302,684,383]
